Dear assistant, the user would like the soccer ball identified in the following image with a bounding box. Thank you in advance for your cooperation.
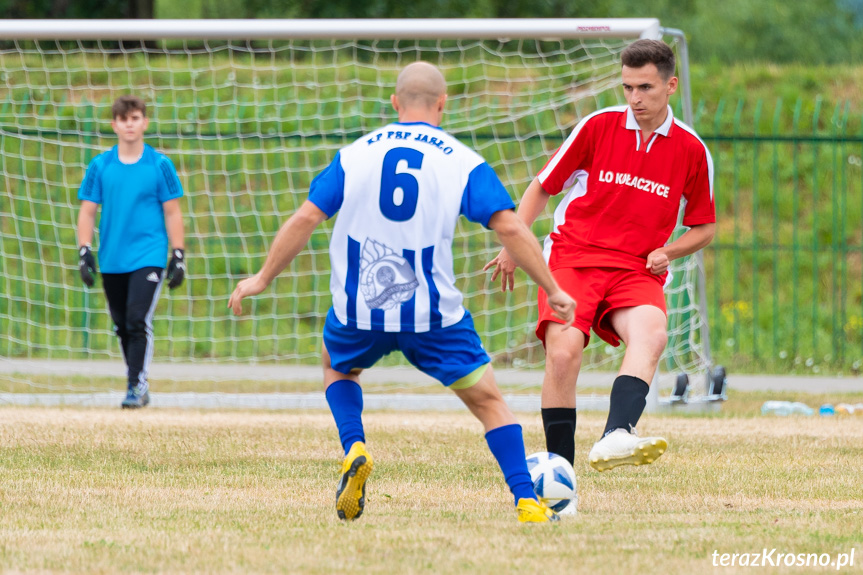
[526,451,577,513]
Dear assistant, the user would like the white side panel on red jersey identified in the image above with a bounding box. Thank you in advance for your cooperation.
[542,169,588,263]
[538,105,627,185]
[673,119,715,201]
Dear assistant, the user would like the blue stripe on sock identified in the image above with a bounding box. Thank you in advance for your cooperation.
[401,249,416,332]
[346,236,360,329]
[421,246,441,330]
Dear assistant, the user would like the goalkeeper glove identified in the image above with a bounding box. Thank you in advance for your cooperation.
[167,248,186,289]
[78,245,97,287]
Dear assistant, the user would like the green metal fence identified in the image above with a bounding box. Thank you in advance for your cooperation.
[693,98,863,375]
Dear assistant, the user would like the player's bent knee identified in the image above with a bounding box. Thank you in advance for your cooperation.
[455,383,516,429]
[656,329,669,350]
[640,325,668,350]
[649,325,669,353]
[629,329,668,361]
[544,344,582,372]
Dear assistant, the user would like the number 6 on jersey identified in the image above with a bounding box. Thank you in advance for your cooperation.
[380,147,423,222]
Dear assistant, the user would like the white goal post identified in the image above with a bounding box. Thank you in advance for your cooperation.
[0,19,716,405]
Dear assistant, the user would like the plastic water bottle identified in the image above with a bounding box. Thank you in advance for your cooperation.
[761,401,794,416]
[836,403,856,415]
[761,401,814,416]
[789,402,814,416]
[819,404,835,416]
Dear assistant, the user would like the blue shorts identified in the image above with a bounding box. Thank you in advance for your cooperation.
[323,308,491,387]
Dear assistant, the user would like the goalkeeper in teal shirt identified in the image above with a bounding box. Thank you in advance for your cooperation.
[76,95,186,409]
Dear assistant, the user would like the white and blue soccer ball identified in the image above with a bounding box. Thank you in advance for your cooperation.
[526,451,577,513]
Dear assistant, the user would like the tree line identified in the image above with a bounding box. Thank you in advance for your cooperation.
[2,0,862,64]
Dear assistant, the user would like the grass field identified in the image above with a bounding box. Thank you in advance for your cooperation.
[1,391,862,574]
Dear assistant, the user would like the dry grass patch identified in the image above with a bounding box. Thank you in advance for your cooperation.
[1,406,861,574]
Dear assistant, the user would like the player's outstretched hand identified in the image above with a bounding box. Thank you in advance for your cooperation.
[167,248,186,289]
[78,245,97,287]
[547,290,576,330]
[646,249,670,276]
[483,248,518,292]
[228,273,269,316]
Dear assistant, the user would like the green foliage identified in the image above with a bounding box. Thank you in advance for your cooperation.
[5,0,863,64]
[681,0,863,64]
[151,0,863,65]
[0,0,153,18]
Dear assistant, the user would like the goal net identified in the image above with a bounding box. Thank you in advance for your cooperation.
[0,19,713,401]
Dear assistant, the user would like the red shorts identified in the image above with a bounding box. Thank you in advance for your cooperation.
[536,267,666,347]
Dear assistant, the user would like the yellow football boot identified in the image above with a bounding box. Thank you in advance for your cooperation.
[517,498,560,523]
[336,441,373,521]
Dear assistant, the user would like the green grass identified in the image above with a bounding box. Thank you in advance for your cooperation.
[0,371,632,396]
[3,373,862,408]
[1,393,862,573]
[1,50,862,374]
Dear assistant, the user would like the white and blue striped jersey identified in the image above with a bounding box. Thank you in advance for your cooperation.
[308,121,514,332]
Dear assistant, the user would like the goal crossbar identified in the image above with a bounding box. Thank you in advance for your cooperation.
[0,18,661,40]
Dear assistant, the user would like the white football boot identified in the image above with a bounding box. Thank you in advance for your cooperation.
[588,428,667,472]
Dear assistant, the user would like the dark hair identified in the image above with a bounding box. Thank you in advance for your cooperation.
[111,95,147,119]
[621,40,675,80]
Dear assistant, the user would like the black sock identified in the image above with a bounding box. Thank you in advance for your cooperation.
[541,407,577,465]
[603,375,649,437]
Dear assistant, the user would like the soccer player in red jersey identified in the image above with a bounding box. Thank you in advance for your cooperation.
[486,39,715,475]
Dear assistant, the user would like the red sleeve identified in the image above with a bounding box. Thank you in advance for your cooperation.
[537,113,598,196]
[681,144,716,227]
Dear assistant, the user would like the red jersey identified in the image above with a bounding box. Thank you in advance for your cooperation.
[537,105,715,273]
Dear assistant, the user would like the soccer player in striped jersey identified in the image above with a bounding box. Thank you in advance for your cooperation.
[77,96,186,409]
[229,62,576,523]
[487,40,716,478]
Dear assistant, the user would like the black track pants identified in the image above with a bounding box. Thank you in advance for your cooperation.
[101,267,164,389]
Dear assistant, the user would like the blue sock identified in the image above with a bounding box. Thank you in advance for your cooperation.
[325,380,365,455]
[485,424,537,505]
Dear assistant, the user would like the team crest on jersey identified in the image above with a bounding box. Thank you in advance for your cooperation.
[360,239,419,310]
